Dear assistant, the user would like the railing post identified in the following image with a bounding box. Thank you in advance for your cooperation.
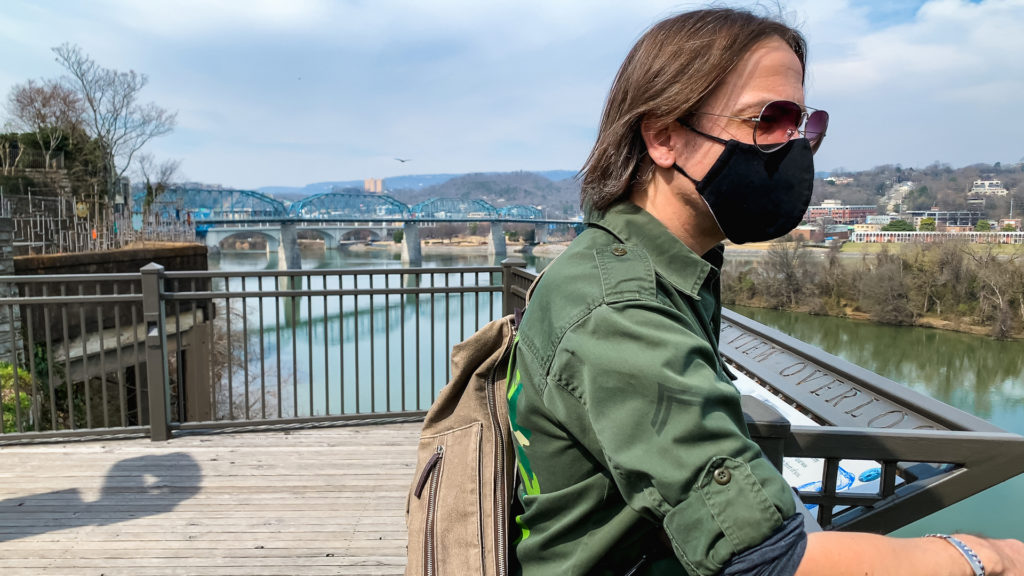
[141,262,171,441]
[501,257,527,317]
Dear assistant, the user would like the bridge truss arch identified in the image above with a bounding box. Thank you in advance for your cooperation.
[410,198,498,219]
[498,205,543,220]
[288,190,410,219]
[138,188,288,220]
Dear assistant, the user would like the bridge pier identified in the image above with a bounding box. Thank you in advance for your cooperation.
[535,223,549,244]
[401,222,422,267]
[488,223,507,256]
[280,222,302,270]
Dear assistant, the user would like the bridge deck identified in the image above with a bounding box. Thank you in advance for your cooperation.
[0,423,420,576]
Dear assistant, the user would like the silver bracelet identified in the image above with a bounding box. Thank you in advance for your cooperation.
[926,534,985,576]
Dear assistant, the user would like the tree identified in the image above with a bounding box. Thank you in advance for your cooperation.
[918,217,936,232]
[136,153,180,211]
[6,78,81,169]
[52,43,176,200]
[1003,224,1018,232]
[975,220,992,232]
[0,132,25,175]
[759,240,814,308]
[882,219,915,232]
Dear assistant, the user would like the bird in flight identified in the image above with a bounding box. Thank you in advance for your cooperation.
[395,158,411,163]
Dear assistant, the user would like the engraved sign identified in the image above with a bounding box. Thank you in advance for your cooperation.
[719,320,943,430]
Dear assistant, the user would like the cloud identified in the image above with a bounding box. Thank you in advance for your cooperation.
[2,0,1021,186]
[800,0,1024,171]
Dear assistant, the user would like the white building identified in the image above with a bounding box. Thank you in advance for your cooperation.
[969,179,1009,196]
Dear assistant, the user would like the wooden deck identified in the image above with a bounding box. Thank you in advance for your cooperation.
[0,423,421,575]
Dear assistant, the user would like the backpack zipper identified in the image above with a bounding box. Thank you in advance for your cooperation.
[486,324,516,576]
[419,445,444,576]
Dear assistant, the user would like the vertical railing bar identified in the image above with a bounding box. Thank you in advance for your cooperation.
[459,271,465,342]
[209,296,219,420]
[61,286,74,430]
[400,271,407,412]
[880,461,899,498]
[258,276,267,420]
[225,276,233,419]
[338,273,345,414]
[190,277,199,423]
[174,283,184,423]
[241,274,250,420]
[474,271,480,330]
[444,272,451,383]
[130,298,143,425]
[7,300,21,433]
[385,274,391,413]
[323,273,329,415]
[25,299,40,432]
[114,284,126,428]
[274,277,283,419]
[42,285,57,430]
[96,285,109,428]
[369,274,376,413]
[306,276,314,417]
[78,284,91,428]
[819,457,840,528]
[429,272,436,401]
[415,288,421,410]
[354,271,361,414]
[290,272,298,418]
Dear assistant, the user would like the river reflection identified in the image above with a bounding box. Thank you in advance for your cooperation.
[731,305,1024,540]
[209,248,1023,539]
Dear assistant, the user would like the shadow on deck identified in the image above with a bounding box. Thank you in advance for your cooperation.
[0,423,419,576]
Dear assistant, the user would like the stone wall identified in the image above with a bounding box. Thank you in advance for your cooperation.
[14,243,209,350]
[0,217,23,364]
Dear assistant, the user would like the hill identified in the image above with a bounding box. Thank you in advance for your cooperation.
[387,171,581,219]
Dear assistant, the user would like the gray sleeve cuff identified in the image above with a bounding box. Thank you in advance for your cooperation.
[719,513,807,576]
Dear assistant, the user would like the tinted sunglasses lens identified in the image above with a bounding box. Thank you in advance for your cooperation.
[755,101,804,152]
[805,110,829,153]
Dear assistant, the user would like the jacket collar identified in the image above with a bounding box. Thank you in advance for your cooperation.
[586,201,721,299]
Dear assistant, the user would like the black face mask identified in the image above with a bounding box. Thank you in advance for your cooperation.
[673,134,814,244]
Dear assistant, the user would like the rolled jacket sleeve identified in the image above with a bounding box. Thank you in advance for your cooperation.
[547,299,796,576]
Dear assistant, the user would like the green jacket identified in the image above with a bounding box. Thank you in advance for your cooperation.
[507,202,795,576]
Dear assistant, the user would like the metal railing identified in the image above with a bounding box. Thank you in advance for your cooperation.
[0,259,524,442]
[1,260,1022,535]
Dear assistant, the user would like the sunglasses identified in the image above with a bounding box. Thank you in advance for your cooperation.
[691,100,829,154]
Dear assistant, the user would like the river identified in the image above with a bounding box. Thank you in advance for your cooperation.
[212,247,1023,540]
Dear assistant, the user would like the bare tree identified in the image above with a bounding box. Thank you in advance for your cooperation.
[136,153,181,212]
[0,130,25,175]
[759,240,814,308]
[6,79,81,169]
[52,43,176,200]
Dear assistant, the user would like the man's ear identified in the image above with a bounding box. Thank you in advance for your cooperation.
[640,117,678,169]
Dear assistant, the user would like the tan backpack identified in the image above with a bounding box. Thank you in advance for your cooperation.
[406,272,544,576]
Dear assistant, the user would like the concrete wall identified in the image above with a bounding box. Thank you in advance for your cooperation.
[14,243,209,349]
[0,217,23,363]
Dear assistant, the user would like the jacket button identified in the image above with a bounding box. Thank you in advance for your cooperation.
[611,247,627,256]
[713,467,731,485]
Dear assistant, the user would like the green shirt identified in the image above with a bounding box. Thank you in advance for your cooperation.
[507,202,796,576]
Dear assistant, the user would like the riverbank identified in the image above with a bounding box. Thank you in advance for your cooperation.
[730,299,1021,340]
[339,236,572,258]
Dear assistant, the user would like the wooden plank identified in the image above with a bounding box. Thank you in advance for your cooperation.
[0,423,421,575]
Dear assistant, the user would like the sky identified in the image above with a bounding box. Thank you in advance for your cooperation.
[1,0,1021,190]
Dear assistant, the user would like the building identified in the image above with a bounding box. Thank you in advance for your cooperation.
[805,199,877,225]
[905,209,981,228]
[969,179,1008,196]
[1000,218,1022,231]
[363,178,384,193]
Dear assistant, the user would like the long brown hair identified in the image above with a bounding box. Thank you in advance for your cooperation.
[579,8,806,212]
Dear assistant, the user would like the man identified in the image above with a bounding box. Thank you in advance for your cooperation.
[507,7,1024,576]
